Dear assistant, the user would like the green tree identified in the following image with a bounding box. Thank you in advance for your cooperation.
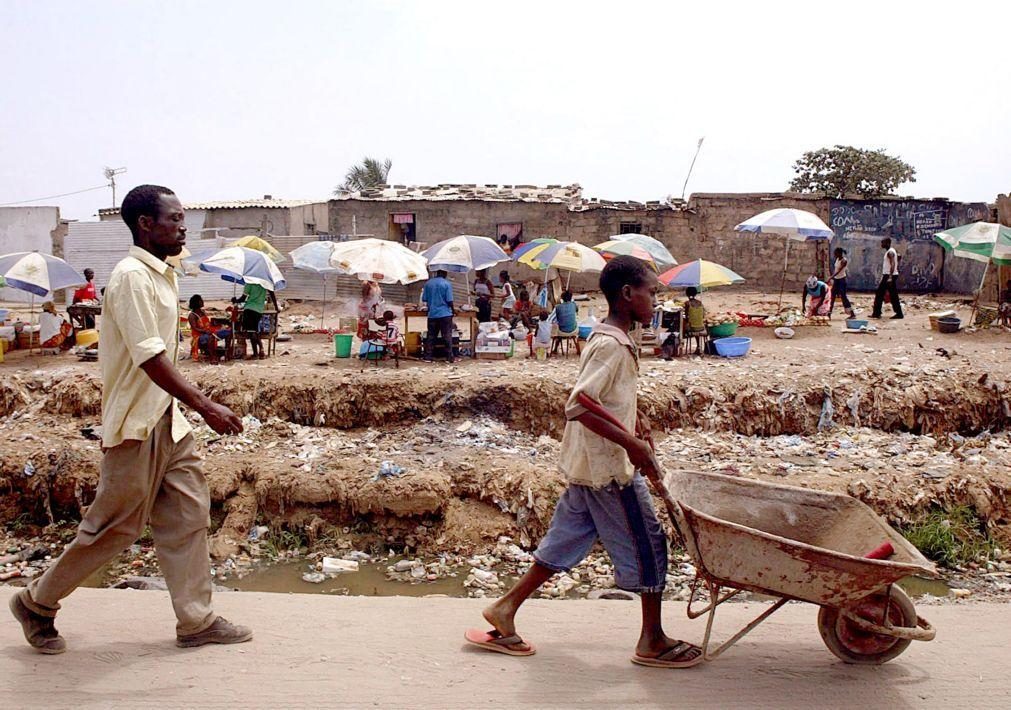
[789,145,916,198]
[334,157,392,195]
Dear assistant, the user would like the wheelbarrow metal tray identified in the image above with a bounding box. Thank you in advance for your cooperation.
[666,471,936,608]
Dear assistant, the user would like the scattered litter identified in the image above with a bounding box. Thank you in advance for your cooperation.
[302,572,326,584]
[373,460,406,481]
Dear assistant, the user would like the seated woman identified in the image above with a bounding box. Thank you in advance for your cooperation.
[188,294,232,364]
[513,288,535,329]
[802,276,832,318]
[39,302,73,351]
[550,290,579,355]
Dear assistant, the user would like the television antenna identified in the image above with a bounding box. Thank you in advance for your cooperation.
[103,166,127,207]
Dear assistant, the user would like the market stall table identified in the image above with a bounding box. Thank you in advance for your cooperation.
[67,303,101,330]
[403,307,478,359]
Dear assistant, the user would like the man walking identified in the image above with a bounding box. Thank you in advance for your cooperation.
[871,237,903,319]
[422,268,457,363]
[9,185,252,654]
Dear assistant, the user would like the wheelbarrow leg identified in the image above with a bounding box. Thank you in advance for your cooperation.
[698,580,791,662]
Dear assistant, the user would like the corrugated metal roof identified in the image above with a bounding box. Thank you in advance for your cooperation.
[99,198,324,216]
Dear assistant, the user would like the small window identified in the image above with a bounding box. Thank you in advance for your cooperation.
[619,222,643,234]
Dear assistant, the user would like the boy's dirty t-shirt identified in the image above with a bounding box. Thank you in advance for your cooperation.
[559,323,639,488]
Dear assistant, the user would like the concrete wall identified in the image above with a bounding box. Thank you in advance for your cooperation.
[329,192,992,295]
[0,206,65,303]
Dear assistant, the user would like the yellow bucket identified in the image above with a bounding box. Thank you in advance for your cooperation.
[76,329,99,348]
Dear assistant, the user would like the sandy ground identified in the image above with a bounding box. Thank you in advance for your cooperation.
[0,586,1008,709]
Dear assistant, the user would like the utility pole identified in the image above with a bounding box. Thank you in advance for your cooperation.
[680,137,705,202]
[104,166,127,207]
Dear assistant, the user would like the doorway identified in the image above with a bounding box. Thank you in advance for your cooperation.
[389,213,417,248]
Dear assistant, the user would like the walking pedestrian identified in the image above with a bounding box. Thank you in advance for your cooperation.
[871,238,903,319]
[9,185,252,654]
[829,248,856,318]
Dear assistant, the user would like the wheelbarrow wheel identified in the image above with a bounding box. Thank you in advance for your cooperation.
[818,588,916,665]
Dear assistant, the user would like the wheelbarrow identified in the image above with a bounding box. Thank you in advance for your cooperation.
[663,469,937,665]
[573,393,937,665]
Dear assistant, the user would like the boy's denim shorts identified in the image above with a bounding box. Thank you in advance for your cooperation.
[533,474,668,593]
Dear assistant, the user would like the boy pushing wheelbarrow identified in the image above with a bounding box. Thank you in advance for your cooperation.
[464,256,703,669]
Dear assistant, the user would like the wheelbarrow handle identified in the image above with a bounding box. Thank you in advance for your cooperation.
[574,393,684,526]
[839,609,937,642]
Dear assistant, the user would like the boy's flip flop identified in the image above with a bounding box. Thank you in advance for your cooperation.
[464,628,536,656]
[631,641,704,669]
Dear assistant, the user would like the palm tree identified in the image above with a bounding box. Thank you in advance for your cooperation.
[334,157,392,195]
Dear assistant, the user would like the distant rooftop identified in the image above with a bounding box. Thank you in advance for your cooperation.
[334,184,682,212]
[98,196,323,216]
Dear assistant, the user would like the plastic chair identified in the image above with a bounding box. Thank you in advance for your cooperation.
[361,319,404,370]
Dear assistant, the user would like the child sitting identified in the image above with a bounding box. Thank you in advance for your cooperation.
[465,255,702,668]
[533,309,552,360]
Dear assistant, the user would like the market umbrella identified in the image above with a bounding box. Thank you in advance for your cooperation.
[518,241,607,290]
[422,235,510,304]
[511,237,559,261]
[935,222,1011,264]
[421,235,509,273]
[935,222,1011,320]
[603,234,677,270]
[327,238,428,285]
[0,251,86,352]
[189,246,287,290]
[592,239,659,270]
[227,235,285,263]
[290,241,343,328]
[658,259,745,289]
[734,208,833,309]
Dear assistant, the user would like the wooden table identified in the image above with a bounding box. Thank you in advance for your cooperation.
[402,308,478,358]
[67,303,101,330]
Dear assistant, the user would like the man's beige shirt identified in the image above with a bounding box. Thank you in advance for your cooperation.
[99,246,191,448]
[558,323,639,488]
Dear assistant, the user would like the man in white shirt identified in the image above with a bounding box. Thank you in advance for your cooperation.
[10,185,252,654]
[871,237,903,319]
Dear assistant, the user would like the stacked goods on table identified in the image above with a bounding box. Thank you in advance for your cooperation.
[476,322,514,360]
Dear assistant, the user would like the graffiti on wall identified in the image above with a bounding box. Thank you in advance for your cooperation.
[829,200,990,292]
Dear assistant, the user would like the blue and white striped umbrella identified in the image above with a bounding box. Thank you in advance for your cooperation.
[188,246,286,291]
[734,208,833,241]
[0,251,86,296]
[421,235,509,273]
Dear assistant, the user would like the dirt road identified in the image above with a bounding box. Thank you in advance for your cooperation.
[0,587,1007,709]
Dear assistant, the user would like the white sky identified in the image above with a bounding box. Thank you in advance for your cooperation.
[2,0,1008,220]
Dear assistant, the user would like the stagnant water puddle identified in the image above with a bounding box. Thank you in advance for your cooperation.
[225,561,476,597]
[219,561,950,599]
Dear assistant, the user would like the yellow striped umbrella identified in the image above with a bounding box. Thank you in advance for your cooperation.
[227,235,284,263]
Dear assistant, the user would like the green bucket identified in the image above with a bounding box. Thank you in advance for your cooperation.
[708,322,738,337]
[333,333,353,358]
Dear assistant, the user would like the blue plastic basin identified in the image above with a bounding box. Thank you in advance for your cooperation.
[846,319,868,329]
[714,336,751,357]
[578,325,593,340]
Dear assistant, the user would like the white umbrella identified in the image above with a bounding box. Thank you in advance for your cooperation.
[290,242,343,328]
[0,251,86,352]
[734,208,834,308]
[422,235,510,303]
[327,238,429,284]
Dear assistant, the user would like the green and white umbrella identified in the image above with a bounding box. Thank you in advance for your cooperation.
[934,222,1011,264]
